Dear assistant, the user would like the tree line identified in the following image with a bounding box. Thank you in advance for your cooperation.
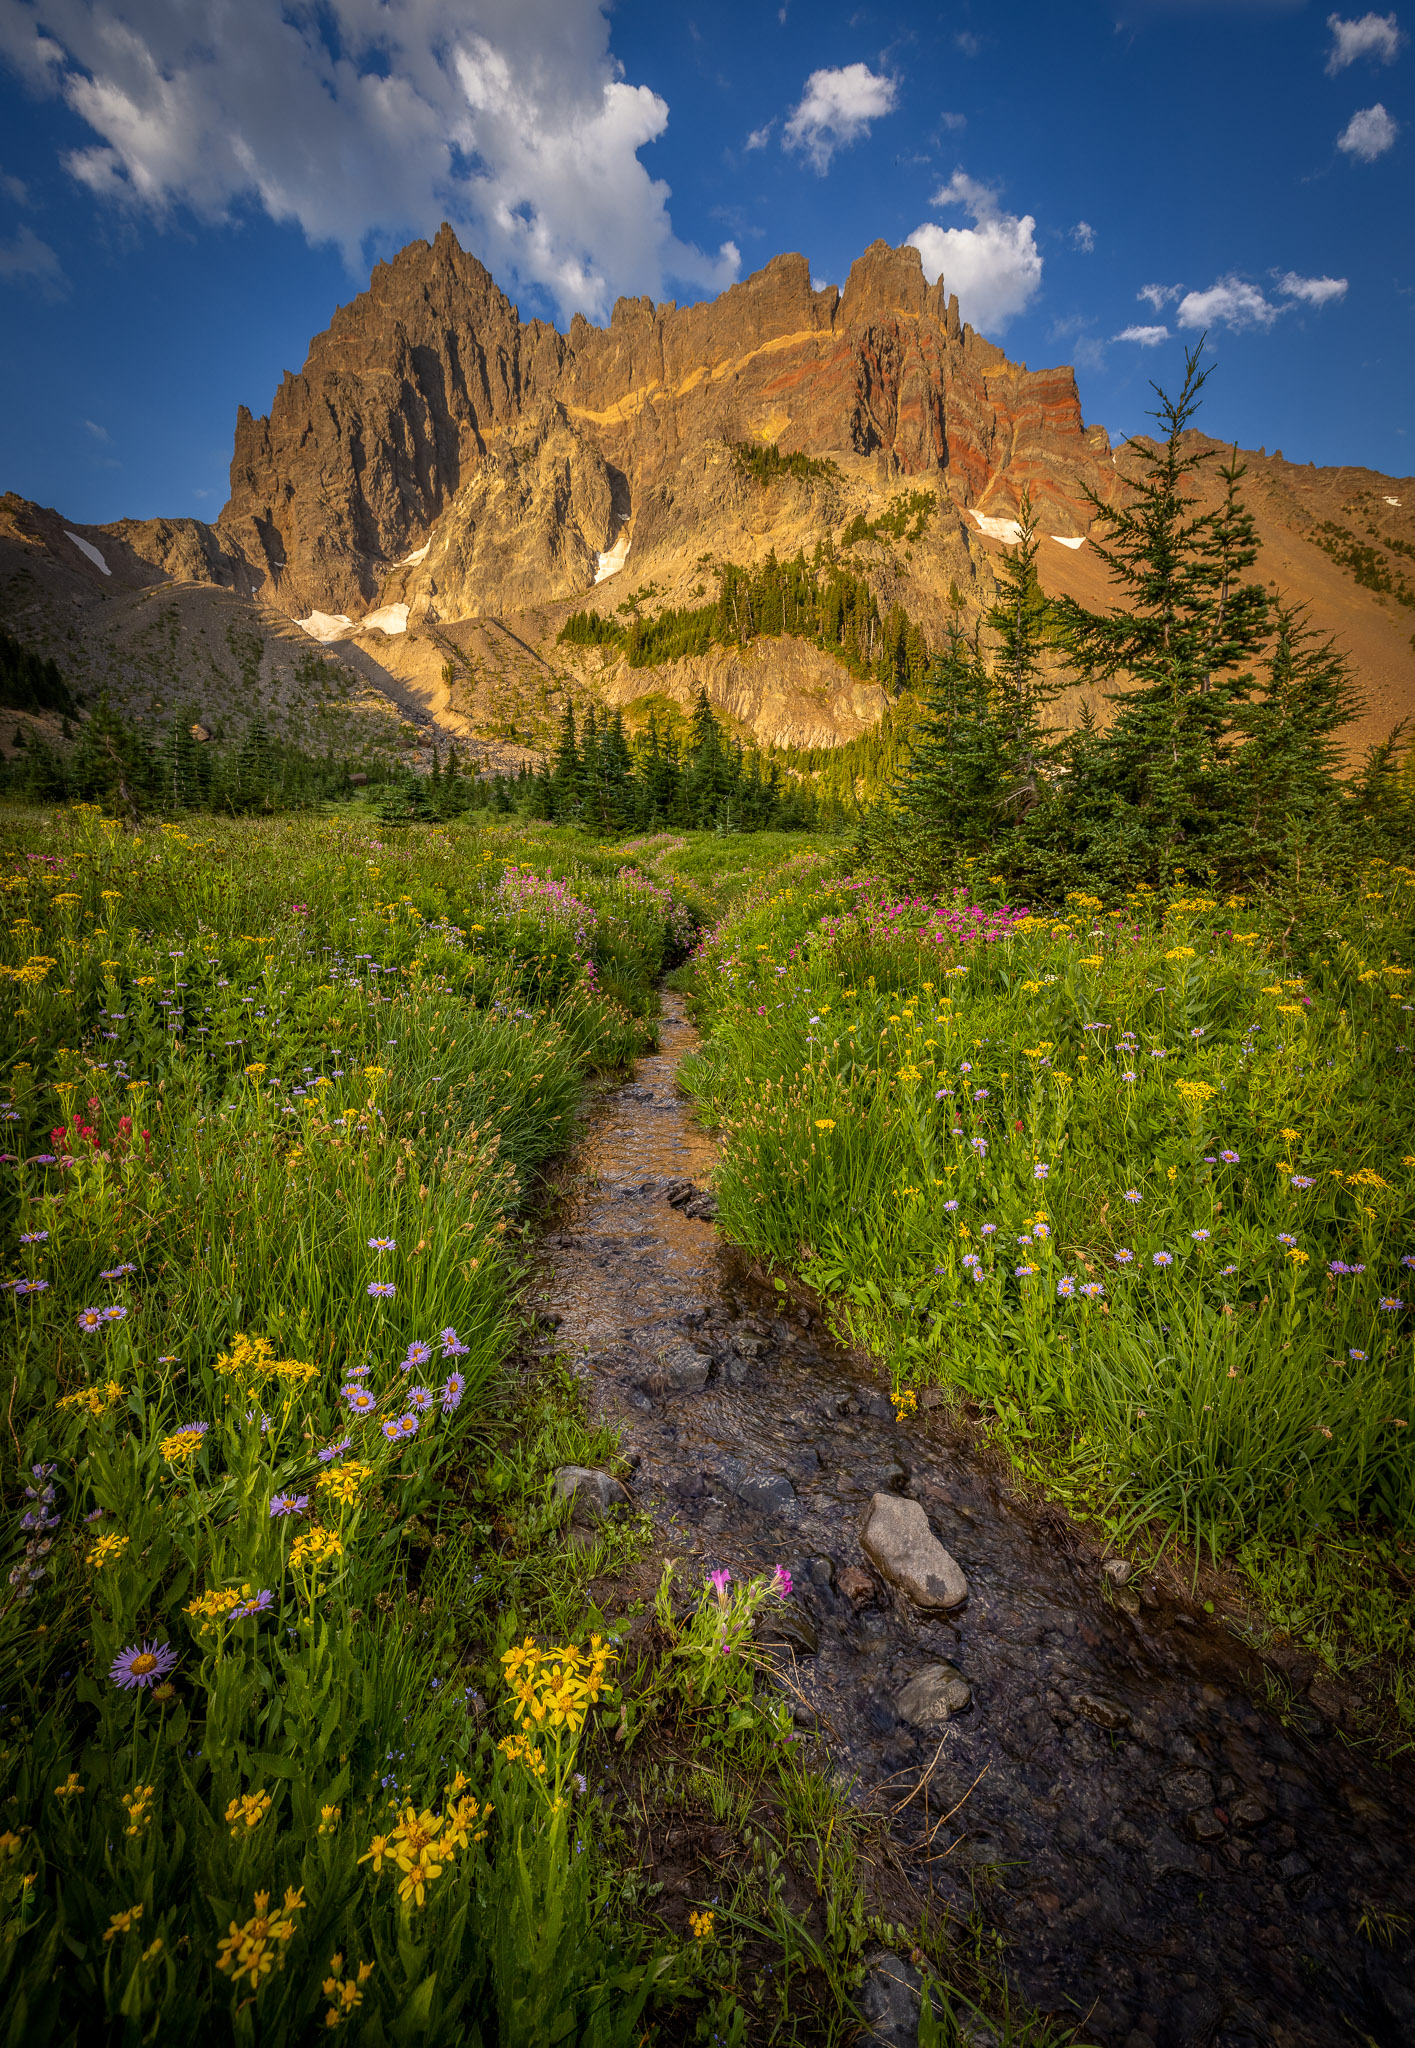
[559,546,933,695]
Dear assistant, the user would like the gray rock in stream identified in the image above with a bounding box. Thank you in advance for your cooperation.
[634,1342,711,1396]
[896,1662,973,1727]
[737,1472,796,1513]
[860,1494,969,1611]
[858,1948,923,2045]
[553,1467,631,1525]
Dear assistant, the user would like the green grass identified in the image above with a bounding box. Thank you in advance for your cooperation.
[679,859,1415,1722]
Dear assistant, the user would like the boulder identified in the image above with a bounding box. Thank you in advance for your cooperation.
[859,1494,968,1611]
[896,1662,973,1727]
[553,1466,630,1525]
[858,1948,923,2046]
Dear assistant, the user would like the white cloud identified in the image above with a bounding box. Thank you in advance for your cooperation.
[783,62,898,173]
[955,31,981,57]
[1138,281,1182,310]
[1176,276,1283,328]
[1072,220,1096,253]
[1115,324,1170,345]
[744,121,773,151]
[83,417,109,440]
[939,110,967,131]
[906,168,1042,333]
[1,169,28,203]
[0,222,67,296]
[0,0,740,323]
[1337,102,1399,157]
[1325,12,1403,72]
[1277,270,1349,304]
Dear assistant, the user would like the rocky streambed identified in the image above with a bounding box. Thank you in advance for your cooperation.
[534,993,1415,2048]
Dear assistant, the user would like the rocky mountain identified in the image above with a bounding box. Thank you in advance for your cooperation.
[2,225,1412,767]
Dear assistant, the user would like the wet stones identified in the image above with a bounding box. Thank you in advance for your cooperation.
[737,1472,796,1513]
[896,1661,973,1727]
[664,1178,718,1221]
[860,1493,969,1611]
[1071,1691,1132,1732]
[634,1341,711,1396]
[857,1948,923,2045]
[553,1466,631,1526]
[837,1565,878,1607]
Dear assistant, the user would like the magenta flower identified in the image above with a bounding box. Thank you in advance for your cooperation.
[109,1641,178,1691]
[709,1568,732,1604]
[773,1566,793,1600]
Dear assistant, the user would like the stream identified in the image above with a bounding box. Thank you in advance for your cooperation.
[534,993,1415,2048]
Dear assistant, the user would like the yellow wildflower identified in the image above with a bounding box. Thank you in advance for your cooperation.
[814,1118,836,1131]
[318,1804,342,1835]
[121,1785,156,1838]
[225,1789,273,1838]
[88,1531,129,1568]
[159,1427,206,1466]
[215,1887,304,1991]
[103,1905,143,1942]
[323,1954,375,2028]
[54,1773,84,1800]
[689,1910,715,1941]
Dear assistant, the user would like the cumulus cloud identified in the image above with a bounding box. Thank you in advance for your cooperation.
[744,121,773,151]
[0,222,67,296]
[1072,220,1096,253]
[1337,102,1399,156]
[1277,271,1349,304]
[1168,270,1350,330]
[1138,281,1182,310]
[1177,276,1284,328]
[1325,12,1403,72]
[0,0,740,322]
[783,62,898,173]
[1115,323,1170,345]
[906,168,1042,333]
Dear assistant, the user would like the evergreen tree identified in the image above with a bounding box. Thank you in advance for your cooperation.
[1051,342,1270,858]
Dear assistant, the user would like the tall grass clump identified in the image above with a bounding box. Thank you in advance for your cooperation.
[0,804,694,2040]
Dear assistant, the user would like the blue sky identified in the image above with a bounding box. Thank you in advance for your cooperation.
[0,0,1408,525]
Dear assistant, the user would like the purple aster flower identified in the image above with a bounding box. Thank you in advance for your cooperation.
[14,1278,49,1296]
[380,1417,402,1442]
[18,1230,48,1244]
[1379,1297,1403,1313]
[100,1263,137,1279]
[440,1326,469,1357]
[367,1282,396,1300]
[1123,1189,1142,1204]
[343,1386,377,1414]
[231,1589,274,1619]
[971,1138,988,1156]
[398,1412,420,1438]
[1034,1163,1050,1180]
[1192,1229,1210,1242]
[1277,1233,1297,1248]
[368,1237,396,1252]
[109,1640,178,1691]
[1080,1281,1105,1299]
[980,1223,997,1237]
[1290,1175,1316,1190]
[1015,1264,1037,1278]
[1114,1248,1134,1265]
[84,1507,104,1522]
[345,1362,371,1378]
[1220,1263,1238,1277]
[403,1341,432,1368]
[405,1386,434,1414]
[943,1199,959,1212]
[441,1374,464,1413]
[1153,1251,1173,1267]
[1349,1347,1367,1362]
[1219,1149,1240,1165]
[269,1493,308,1518]
[76,1307,106,1332]
[1057,1276,1076,1298]
[318,1438,353,1463]
[101,1305,127,1323]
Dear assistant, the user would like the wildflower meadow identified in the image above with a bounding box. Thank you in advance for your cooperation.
[680,855,1415,1710]
[0,805,715,2041]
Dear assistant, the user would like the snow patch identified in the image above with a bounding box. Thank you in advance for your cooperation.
[1386,496,1402,507]
[297,611,355,643]
[360,603,410,636]
[594,530,631,584]
[400,542,431,565]
[968,510,1024,545]
[65,530,110,575]
[1051,534,1086,550]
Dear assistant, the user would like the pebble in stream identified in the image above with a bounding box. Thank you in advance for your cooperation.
[536,995,1415,2048]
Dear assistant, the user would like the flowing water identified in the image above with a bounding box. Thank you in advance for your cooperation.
[536,994,1415,2048]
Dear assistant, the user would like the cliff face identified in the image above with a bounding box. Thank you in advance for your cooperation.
[218,230,1097,618]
